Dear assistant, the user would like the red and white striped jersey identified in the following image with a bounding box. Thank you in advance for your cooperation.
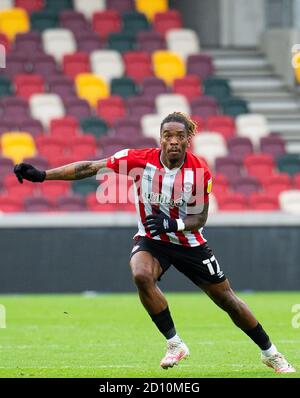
[106,148,212,247]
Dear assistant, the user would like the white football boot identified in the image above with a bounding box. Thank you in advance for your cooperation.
[160,340,189,369]
[261,352,296,373]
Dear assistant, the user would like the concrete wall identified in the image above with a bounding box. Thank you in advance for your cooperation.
[1,226,299,293]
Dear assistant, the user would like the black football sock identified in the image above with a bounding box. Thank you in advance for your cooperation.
[150,307,176,339]
[242,322,272,350]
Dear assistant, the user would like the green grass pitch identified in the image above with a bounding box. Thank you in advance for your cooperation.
[0,292,299,378]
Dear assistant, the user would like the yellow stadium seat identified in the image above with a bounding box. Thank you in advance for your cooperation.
[1,132,36,163]
[75,73,109,107]
[135,0,168,21]
[294,52,300,83]
[152,50,185,85]
[0,8,29,41]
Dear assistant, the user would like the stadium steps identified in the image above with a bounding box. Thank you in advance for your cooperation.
[208,48,300,150]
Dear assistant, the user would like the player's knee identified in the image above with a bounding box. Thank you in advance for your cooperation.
[132,268,155,289]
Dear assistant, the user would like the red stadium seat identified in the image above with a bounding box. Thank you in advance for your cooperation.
[211,174,229,198]
[14,74,44,100]
[0,33,10,53]
[69,135,98,160]
[206,115,235,139]
[4,175,37,199]
[92,10,121,39]
[123,51,153,83]
[40,181,71,200]
[217,192,248,211]
[260,173,292,195]
[173,75,202,101]
[36,136,65,164]
[63,52,90,79]
[96,96,126,125]
[190,115,205,132]
[244,153,275,182]
[0,195,23,212]
[49,116,79,139]
[249,192,279,211]
[24,196,54,212]
[15,0,44,13]
[153,10,183,36]
[294,173,300,189]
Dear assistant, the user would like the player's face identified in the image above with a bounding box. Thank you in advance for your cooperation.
[160,122,189,163]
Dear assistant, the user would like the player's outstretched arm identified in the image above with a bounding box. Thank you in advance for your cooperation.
[14,159,108,183]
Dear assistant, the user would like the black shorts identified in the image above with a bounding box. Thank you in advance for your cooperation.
[130,237,226,286]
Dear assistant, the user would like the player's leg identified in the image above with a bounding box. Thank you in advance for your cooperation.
[130,249,189,368]
[201,279,295,373]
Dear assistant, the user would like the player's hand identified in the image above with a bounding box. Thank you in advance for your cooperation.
[14,163,46,184]
[143,208,178,237]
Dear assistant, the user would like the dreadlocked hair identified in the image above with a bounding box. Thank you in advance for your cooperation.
[160,112,198,140]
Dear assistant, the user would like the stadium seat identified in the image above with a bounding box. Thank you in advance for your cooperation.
[166,28,200,59]
[60,10,89,33]
[14,74,44,100]
[173,75,202,101]
[190,115,205,132]
[249,192,279,211]
[75,73,109,107]
[99,136,132,158]
[18,118,44,137]
[63,52,90,79]
[90,50,125,83]
[113,117,141,137]
[134,136,158,148]
[294,173,300,190]
[206,115,235,140]
[80,116,108,138]
[203,78,231,101]
[108,0,135,13]
[187,54,214,79]
[122,11,150,35]
[14,32,43,54]
[110,77,138,98]
[92,10,121,39]
[2,97,29,121]
[236,114,269,147]
[140,76,168,99]
[2,53,28,79]
[63,97,91,119]
[153,10,182,35]
[135,0,168,21]
[123,51,153,83]
[0,32,10,53]
[31,54,58,78]
[4,174,36,198]
[279,190,300,214]
[56,195,87,212]
[96,96,126,126]
[75,32,106,53]
[24,196,53,212]
[260,173,292,195]
[15,0,44,13]
[137,30,166,53]
[221,97,249,117]
[50,116,78,139]
[190,96,218,118]
[156,93,190,116]
[0,8,30,41]
[126,96,155,120]
[86,191,123,212]
[44,0,73,13]
[0,121,15,135]
[210,174,229,198]
[141,114,161,142]
[30,94,65,128]
[244,154,275,181]
[72,177,99,196]
[227,137,253,159]
[0,195,23,212]
[1,131,36,163]
[152,50,185,85]
[40,180,70,200]
[231,175,261,196]
[23,155,49,170]
[47,75,76,98]
[108,32,136,53]
[260,136,286,158]
[277,154,300,176]
[30,11,59,32]
[70,135,97,160]
[0,76,12,97]
[215,156,243,179]
[192,133,228,167]
[73,0,106,19]
[42,29,77,63]
[0,156,14,179]
[217,192,248,211]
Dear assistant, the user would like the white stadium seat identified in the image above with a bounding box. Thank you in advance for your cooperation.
[30,94,65,128]
[236,114,269,147]
[42,29,76,63]
[279,190,300,214]
[73,0,106,19]
[166,28,200,59]
[156,94,190,117]
[90,50,124,84]
[0,0,13,10]
[192,132,228,167]
[141,114,162,143]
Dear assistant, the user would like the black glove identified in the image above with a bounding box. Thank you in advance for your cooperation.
[14,163,46,184]
[143,208,178,237]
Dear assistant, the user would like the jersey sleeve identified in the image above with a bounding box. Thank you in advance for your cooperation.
[106,148,140,175]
